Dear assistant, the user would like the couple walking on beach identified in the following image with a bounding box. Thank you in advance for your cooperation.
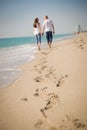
[33,16,55,50]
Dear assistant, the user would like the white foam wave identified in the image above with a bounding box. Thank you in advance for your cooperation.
[0,44,37,88]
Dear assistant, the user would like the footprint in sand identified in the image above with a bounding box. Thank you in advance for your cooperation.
[79,44,84,49]
[34,119,43,128]
[33,87,48,97]
[45,67,56,79]
[34,76,43,82]
[42,60,47,64]
[72,118,86,128]
[20,98,28,101]
[46,93,59,108]
[49,126,59,130]
[35,119,59,130]
[34,60,47,74]
[56,74,68,87]
[41,65,47,71]
[41,51,48,55]
[34,65,42,74]
[40,109,47,118]
[40,93,59,118]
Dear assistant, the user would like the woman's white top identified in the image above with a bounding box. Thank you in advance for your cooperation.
[34,27,40,35]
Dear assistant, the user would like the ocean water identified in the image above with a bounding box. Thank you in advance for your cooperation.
[0,34,74,88]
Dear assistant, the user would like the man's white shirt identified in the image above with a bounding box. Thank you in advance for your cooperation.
[43,19,53,32]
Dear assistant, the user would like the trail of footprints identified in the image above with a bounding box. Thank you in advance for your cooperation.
[34,52,68,87]
[74,37,86,50]
[33,51,86,129]
[33,51,68,118]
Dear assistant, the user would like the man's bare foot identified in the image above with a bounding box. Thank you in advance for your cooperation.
[49,43,52,48]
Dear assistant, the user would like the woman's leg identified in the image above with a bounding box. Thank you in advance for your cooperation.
[37,33,41,50]
[36,34,40,50]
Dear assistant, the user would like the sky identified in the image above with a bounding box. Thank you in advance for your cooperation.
[0,0,87,38]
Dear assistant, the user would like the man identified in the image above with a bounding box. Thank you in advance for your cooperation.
[43,16,55,48]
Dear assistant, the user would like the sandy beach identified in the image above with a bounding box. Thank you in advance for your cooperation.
[0,33,87,130]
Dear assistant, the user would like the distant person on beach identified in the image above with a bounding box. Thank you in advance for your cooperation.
[33,17,42,50]
[42,16,55,48]
[75,24,81,34]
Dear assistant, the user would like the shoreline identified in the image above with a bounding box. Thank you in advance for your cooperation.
[0,33,87,130]
[0,33,74,89]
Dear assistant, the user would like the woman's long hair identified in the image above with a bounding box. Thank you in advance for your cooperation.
[33,17,39,28]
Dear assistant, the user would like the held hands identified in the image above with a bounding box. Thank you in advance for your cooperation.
[42,32,44,36]
[41,31,55,36]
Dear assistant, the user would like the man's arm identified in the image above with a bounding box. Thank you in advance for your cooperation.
[42,26,44,35]
[52,23,55,34]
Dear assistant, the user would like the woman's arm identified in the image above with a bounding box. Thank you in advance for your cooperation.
[37,23,42,34]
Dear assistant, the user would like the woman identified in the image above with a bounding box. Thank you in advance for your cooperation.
[33,17,42,50]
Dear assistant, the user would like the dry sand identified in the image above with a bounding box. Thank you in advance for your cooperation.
[0,33,87,130]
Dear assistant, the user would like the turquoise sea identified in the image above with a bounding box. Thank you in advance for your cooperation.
[0,34,73,48]
[0,33,74,88]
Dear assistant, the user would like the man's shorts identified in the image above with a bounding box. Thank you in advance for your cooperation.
[46,31,53,43]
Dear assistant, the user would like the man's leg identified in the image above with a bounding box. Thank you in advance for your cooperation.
[46,32,52,48]
[49,31,53,48]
